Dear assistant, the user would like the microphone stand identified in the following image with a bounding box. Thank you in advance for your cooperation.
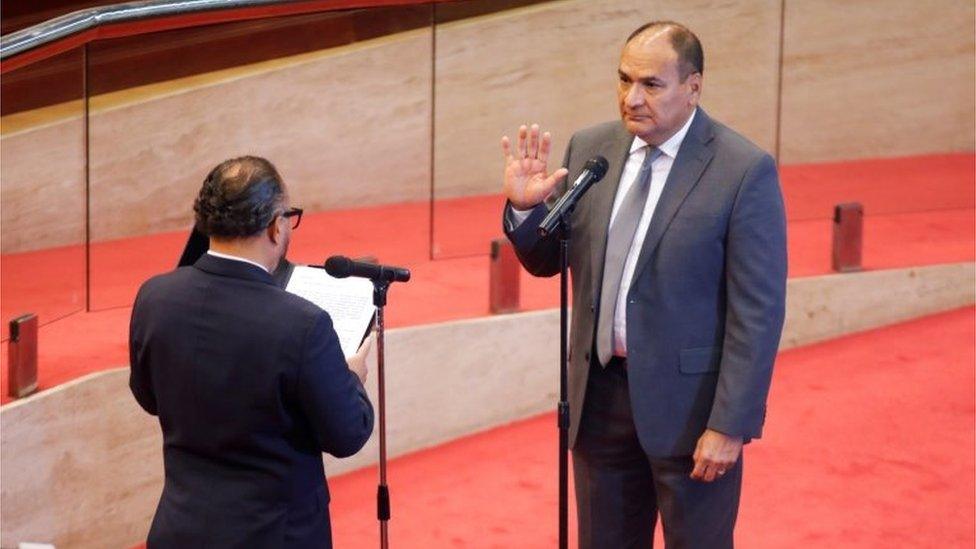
[311,257,406,549]
[372,279,392,549]
[549,216,572,549]
[535,157,606,549]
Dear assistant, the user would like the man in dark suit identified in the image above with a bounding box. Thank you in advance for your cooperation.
[501,21,787,548]
[129,156,374,548]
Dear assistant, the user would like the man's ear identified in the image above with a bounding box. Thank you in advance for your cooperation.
[687,72,703,104]
[267,217,280,245]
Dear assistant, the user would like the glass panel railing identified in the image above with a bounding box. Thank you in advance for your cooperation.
[1,47,87,336]
[84,6,434,310]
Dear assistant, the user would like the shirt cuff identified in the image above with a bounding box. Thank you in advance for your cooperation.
[504,204,534,232]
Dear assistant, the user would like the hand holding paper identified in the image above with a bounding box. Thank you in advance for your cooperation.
[346,332,374,384]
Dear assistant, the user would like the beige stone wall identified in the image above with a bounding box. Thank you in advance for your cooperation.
[85,29,434,245]
[1,262,973,548]
[432,0,782,199]
[779,0,976,163]
[0,371,163,548]
[780,262,976,348]
[0,114,86,253]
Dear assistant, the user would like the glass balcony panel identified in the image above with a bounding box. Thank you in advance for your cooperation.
[1,47,87,335]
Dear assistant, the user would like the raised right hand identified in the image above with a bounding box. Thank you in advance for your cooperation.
[501,124,569,210]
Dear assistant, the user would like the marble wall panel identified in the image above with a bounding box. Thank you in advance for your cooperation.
[431,0,782,200]
[780,0,976,163]
[0,371,163,548]
[2,262,973,547]
[0,114,86,253]
[781,262,976,349]
[86,29,433,243]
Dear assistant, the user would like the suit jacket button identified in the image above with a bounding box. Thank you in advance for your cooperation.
[584,352,590,361]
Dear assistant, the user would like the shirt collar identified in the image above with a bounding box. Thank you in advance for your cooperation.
[629,108,698,158]
[206,250,270,273]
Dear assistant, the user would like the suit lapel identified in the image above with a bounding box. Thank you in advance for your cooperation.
[629,110,715,285]
[589,123,635,304]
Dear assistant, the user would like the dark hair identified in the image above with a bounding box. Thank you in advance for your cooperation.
[626,21,703,81]
[193,156,285,238]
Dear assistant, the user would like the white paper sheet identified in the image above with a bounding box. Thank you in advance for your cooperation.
[285,265,375,357]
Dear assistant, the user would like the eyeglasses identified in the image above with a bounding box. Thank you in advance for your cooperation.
[280,207,303,230]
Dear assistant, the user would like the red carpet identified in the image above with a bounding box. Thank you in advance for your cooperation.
[430,153,976,257]
[1,153,974,401]
[326,307,975,548]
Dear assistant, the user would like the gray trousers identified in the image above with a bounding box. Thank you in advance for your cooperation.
[572,360,742,549]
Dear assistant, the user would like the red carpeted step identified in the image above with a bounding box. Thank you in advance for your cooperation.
[326,306,975,548]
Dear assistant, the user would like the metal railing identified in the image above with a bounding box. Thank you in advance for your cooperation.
[0,0,440,72]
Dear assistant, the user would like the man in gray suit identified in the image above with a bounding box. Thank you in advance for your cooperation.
[501,21,787,548]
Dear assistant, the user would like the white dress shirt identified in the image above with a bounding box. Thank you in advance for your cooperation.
[206,250,271,273]
[509,109,697,356]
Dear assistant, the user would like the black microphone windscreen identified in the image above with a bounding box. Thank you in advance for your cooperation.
[324,255,352,278]
[584,156,609,180]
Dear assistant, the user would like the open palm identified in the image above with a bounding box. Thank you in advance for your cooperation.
[501,124,569,210]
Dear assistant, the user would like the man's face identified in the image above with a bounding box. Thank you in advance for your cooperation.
[617,30,701,145]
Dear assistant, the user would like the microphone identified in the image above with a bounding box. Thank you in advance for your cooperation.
[324,255,411,283]
[537,156,609,237]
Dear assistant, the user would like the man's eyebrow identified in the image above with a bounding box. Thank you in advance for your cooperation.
[618,69,664,83]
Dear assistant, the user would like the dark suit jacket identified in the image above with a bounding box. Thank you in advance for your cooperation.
[506,109,787,457]
[129,254,374,548]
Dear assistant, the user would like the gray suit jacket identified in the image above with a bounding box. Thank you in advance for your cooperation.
[505,108,787,457]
